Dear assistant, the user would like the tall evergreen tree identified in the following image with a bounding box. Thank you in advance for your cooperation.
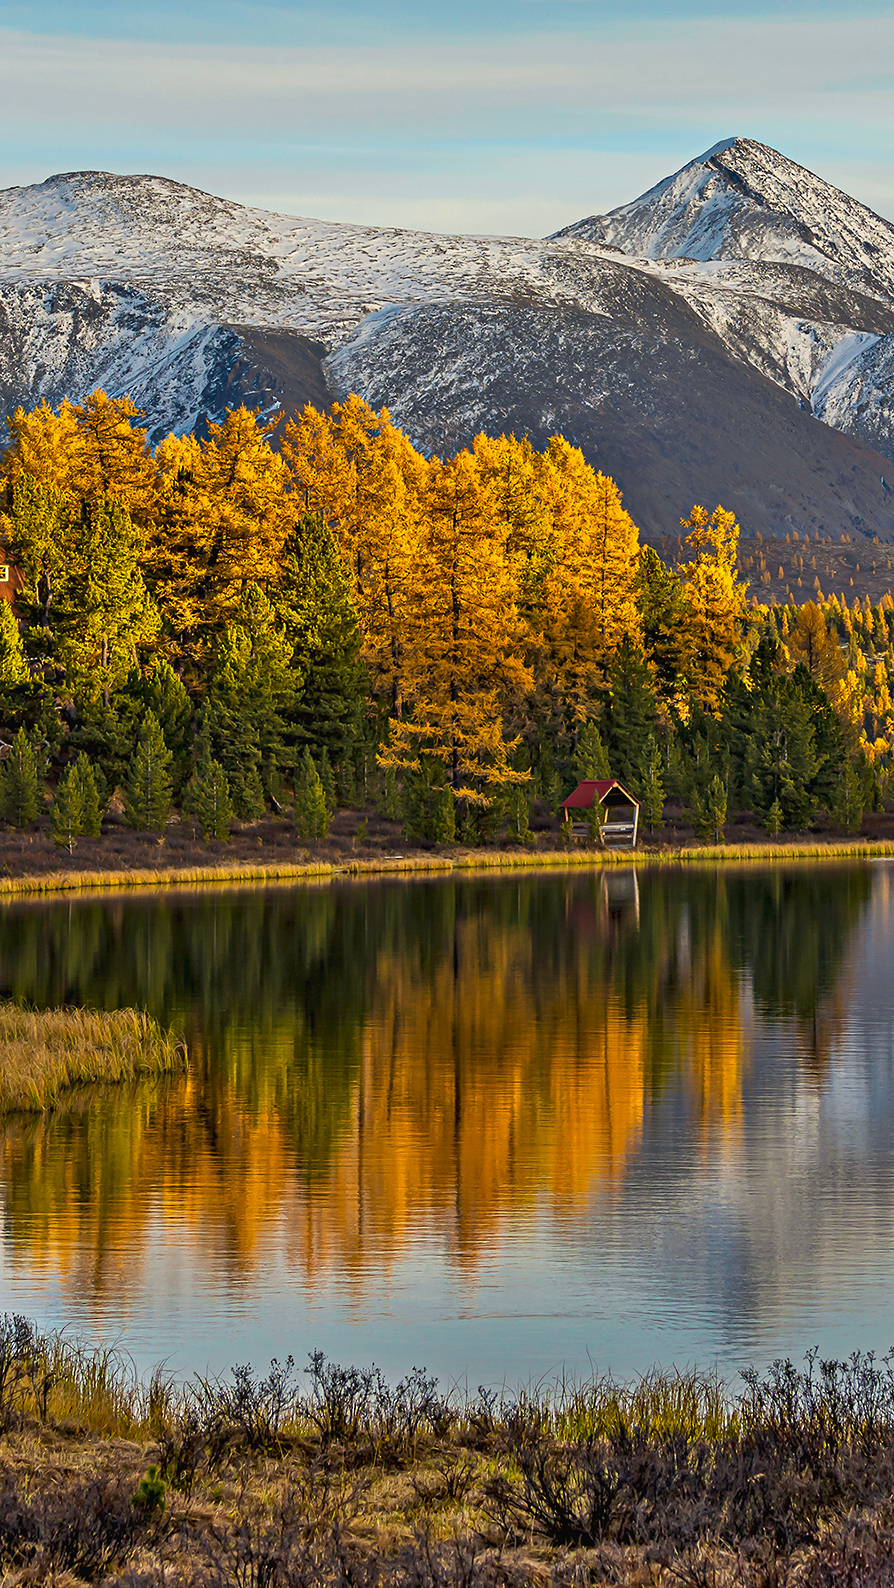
[271,513,366,765]
[72,753,102,837]
[574,721,611,782]
[130,660,193,796]
[294,748,330,840]
[206,583,300,817]
[51,765,82,851]
[184,748,233,842]
[2,728,39,827]
[600,636,659,792]
[125,711,173,832]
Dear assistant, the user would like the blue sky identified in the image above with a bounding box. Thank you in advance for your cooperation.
[1,0,892,235]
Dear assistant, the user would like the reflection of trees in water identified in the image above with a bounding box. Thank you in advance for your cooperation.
[0,866,873,1296]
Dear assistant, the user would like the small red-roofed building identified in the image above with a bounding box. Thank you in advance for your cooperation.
[561,778,640,848]
[0,560,25,610]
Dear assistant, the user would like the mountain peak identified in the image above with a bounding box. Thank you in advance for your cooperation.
[555,138,894,300]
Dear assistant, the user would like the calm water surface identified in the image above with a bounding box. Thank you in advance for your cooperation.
[1,862,893,1387]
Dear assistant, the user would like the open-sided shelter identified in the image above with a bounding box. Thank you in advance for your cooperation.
[562,778,640,848]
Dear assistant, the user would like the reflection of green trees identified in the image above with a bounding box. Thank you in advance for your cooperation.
[725,867,871,1025]
[0,865,876,1289]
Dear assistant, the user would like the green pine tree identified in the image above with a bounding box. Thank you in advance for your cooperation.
[184,750,233,842]
[71,753,102,837]
[271,512,366,769]
[3,728,39,828]
[317,746,337,815]
[431,783,456,844]
[294,748,330,840]
[0,599,28,687]
[205,584,299,818]
[601,636,659,789]
[131,660,193,797]
[574,721,611,783]
[51,765,83,851]
[834,761,865,834]
[377,764,401,821]
[641,733,665,832]
[705,773,728,843]
[764,798,782,836]
[508,783,533,844]
[125,711,173,832]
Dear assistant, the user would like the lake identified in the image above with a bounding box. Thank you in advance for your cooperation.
[1,861,893,1391]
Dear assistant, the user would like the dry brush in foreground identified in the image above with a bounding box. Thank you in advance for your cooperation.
[0,1320,893,1584]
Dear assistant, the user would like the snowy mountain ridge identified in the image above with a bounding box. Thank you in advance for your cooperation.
[0,140,893,541]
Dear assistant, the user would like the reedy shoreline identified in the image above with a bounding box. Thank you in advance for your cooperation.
[0,836,887,903]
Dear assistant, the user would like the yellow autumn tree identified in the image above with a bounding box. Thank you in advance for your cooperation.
[1,393,159,534]
[149,407,292,661]
[678,504,749,712]
[283,397,427,717]
[382,449,531,813]
[534,441,641,721]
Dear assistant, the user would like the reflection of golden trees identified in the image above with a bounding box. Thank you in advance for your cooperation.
[678,922,748,1141]
[0,868,871,1305]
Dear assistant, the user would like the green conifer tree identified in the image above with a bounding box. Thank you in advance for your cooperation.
[641,733,665,832]
[508,783,533,843]
[3,728,39,827]
[834,762,865,834]
[377,764,401,821]
[0,599,28,687]
[131,660,193,796]
[574,721,611,783]
[51,765,83,851]
[272,512,366,768]
[71,753,102,837]
[601,636,659,789]
[705,773,728,843]
[125,711,173,832]
[317,746,337,815]
[431,783,456,844]
[764,798,782,836]
[294,748,330,840]
[184,749,233,842]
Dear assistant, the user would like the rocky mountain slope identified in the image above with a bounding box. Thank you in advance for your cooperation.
[1,144,894,542]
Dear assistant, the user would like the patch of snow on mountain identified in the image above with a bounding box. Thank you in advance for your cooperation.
[0,171,620,345]
[556,138,894,302]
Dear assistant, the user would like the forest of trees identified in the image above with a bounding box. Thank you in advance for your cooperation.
[0,387,889,847]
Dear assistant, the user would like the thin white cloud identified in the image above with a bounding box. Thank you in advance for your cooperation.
[0,16,891,229]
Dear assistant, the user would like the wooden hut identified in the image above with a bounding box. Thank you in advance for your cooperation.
[0,561,25,610]
[561,778,640,849]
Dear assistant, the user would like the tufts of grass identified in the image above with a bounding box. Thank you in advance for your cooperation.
[542,1363,734,1444]
[0,1003,187,1113]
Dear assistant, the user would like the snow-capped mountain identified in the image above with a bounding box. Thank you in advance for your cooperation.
[1,143,894,541]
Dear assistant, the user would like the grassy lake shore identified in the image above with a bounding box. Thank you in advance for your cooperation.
[0,816,890,902]
[0,1318,890,1586]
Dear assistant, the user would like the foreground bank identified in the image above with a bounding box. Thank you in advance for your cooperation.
[0,1317,888,1587]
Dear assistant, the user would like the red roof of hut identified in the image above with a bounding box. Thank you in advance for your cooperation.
[561,778,640,810]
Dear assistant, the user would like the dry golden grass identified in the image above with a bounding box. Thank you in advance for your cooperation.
[0,1003,187,1113]
[0,836,884,906]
